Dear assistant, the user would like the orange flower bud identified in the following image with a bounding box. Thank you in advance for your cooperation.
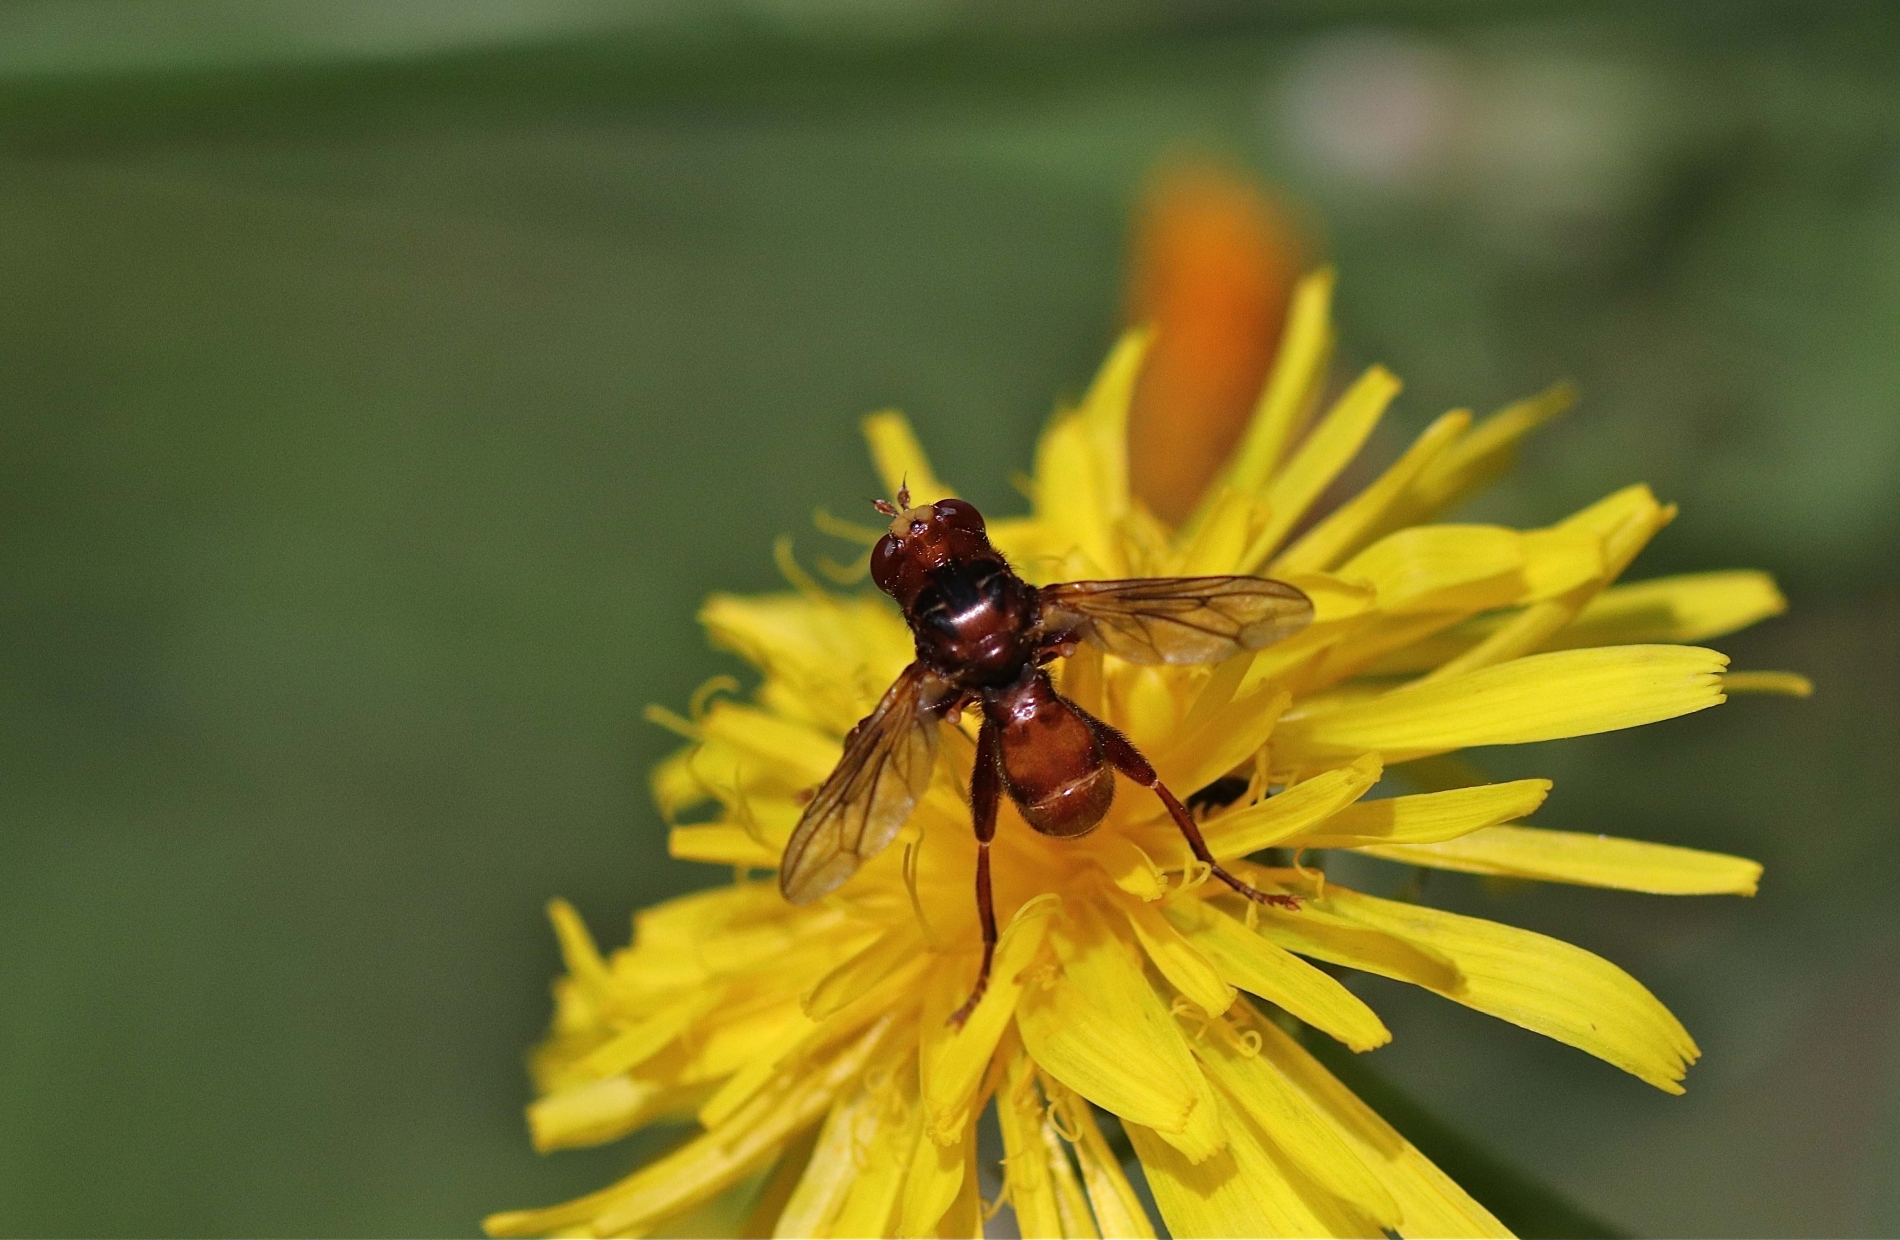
[1125,162,1308,525]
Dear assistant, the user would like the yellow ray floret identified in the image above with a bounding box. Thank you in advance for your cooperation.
[1311,886,1700,1093]
[1358,825,1763,895]
[1277,645,1731,766]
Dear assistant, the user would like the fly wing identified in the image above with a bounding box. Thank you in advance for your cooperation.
[778,662,948,904]
[1039,576,1314,665]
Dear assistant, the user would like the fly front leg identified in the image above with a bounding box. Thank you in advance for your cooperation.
[949,716,1003,1029]
[939,687,980,728]
[1091,718,1300,910]
[1033,630,1081,667]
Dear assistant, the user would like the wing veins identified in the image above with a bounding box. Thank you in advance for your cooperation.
[1040,576,1313,666]
[779,663,944,904]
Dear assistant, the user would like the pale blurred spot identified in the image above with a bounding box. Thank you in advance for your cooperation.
[1276,27,1684,268]
[1461,49,1674,265]
[1278,30,1466,197]
[1123,161,1307,525]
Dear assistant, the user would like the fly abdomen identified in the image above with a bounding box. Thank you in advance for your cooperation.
[988,669,1114,837]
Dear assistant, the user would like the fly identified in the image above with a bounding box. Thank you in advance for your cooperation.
[777,487,1315,1026]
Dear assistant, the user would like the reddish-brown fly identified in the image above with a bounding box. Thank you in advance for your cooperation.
[778,488,1314,1026]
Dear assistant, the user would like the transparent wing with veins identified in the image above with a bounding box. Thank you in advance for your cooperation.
[1039,575,1314,665]
[778,662,950,904]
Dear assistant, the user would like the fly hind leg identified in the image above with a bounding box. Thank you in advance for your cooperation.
[949,717,1003,1029]
[1091,718,1300,910]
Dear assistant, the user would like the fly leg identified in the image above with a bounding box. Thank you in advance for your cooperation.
[949,716,1002,1029]
[1092,718,1300,910]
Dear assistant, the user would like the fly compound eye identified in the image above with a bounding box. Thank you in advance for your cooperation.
[934,498,985,534]
[869,535,903,594]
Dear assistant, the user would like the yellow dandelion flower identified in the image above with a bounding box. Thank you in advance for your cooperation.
[485,271,1805,1240]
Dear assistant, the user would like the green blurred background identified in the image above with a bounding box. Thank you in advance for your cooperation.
[1,2,1896,1236]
